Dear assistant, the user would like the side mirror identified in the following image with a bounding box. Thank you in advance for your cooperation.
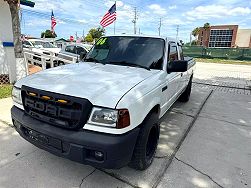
[168,60,188,73]
[80,51,87,60]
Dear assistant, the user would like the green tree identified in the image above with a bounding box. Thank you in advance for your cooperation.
[192,27,200,37]
[88,27,105,40]
[203,22,210,29]
[203,23,210,47]
[41,30,57,38]
[85,34,93,42]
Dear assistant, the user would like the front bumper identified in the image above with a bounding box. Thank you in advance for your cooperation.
[11,106,139,169]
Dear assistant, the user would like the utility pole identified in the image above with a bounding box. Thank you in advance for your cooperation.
[158,18,162,36]
[75,31,78,40]
[82,29,85,39]
[190,32,192,46]
[132,7,137,34]
[176,25,179,40]
[138,28,140,34]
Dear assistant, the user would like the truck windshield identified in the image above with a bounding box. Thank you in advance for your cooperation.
[31,41,57,48]
[84,36,165,70]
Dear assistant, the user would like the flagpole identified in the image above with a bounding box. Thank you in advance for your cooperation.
[114,1,116,35]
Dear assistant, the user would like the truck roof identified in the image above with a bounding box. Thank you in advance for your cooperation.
[104,34,178,42]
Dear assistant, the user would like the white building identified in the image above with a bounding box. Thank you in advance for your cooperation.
[0,0,35,84]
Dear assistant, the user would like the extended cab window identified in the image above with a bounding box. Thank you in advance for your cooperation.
[168,42,178,62]
[178,45,184,60]
[85,36,165,70]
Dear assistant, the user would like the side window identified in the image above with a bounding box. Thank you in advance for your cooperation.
[168,43,178,62]
[22,41,31,48]
[178,45,184,60]
[76,46,86,55]
[65,45,75,53]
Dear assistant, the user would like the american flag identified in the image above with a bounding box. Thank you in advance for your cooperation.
[100,3,116,27]
[51,10,57,32]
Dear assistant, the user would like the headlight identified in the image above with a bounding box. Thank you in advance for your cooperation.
[88,107,118,127]
[88,107,130,129]
[12,87,22,105]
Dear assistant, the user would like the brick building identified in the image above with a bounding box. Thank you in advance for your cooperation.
[197,25,251,48]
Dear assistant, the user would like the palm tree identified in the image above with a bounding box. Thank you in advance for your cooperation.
[192,27,200,38]
[4,0,26,80]
[203,23,210,47]
[5,0,23,59]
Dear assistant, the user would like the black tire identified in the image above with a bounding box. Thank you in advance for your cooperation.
[129,112,160,170]
[178,76,192,102]
[53,60,58,67]
[58,61,65,66]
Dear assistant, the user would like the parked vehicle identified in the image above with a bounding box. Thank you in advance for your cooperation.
[23,39,61,54]
[11,35,195,170]
[23,39,61,68]
[55,44,92,66]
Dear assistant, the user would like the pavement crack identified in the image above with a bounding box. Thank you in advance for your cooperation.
[98,168,140,188]
[175,157,224,188]
[0,119,14,128]
[170,110,195,118]
[198,115,251,128]
[79,169,96,188]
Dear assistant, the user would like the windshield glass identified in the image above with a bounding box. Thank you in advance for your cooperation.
[84,36,165,69]
[31,41,57,48]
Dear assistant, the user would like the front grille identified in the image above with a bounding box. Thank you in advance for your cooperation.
[21,85,93,130]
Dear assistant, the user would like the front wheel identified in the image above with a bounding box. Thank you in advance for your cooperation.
[129,112,160,170]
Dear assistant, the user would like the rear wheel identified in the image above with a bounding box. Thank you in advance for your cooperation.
[129,112,160,170]
[178,76,192,102]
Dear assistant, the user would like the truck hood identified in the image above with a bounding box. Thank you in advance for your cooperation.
[16,62,156,108]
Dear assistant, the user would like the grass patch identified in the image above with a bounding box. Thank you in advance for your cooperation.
[0,84,13,99]
[195,58,251,65]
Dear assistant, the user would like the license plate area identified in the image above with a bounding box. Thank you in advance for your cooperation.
[22,126,62,151]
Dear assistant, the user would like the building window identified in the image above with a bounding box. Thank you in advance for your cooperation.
[209,29,233,48]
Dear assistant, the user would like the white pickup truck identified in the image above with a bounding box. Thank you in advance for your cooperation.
[11,35,195,170]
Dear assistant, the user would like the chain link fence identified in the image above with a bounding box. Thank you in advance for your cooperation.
[183,46,251,61]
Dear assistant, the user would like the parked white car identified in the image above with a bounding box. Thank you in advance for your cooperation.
[55,43,92,66]
[23,39,61,55]
[12,35,195,170]
[23,39,62,68]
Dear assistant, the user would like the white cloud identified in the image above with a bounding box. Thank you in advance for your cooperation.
[105,0,124,8]
[185,5,251,20]
[148,4,167,15]
[78,19,87,24]
[168,5,177,10]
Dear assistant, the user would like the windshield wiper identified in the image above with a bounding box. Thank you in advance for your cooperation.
[109,61,150,71]
[84,57,104,64]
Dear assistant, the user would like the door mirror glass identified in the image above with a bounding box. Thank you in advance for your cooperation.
[168,60,188,73]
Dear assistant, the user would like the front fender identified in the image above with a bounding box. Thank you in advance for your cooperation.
[116,83,162,131]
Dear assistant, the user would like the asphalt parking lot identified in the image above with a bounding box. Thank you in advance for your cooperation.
[0,62,251,188]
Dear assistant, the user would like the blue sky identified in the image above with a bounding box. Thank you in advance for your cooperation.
[21,0,251,42]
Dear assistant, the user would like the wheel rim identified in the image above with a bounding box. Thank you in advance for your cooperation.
[146,126,158,161]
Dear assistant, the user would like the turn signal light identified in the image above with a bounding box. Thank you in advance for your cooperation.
[28,92,37,97]
[57,99,68,104]
[41,96,51,100]
[117,109,130,129]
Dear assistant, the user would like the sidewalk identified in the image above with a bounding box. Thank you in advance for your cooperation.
[158,91,251,187]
